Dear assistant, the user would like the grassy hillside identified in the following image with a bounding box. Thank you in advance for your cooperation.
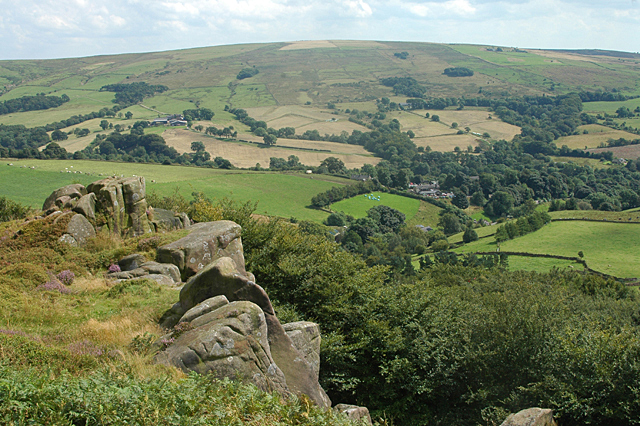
[2,41,639,129]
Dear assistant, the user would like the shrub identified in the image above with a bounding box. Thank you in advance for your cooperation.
[0,196,31,222]
[36,279,71,294]
[108,264,121,273]
[56,269,75,285]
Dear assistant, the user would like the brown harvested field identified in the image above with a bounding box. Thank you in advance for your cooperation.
[245,105,369,135]
[586,144,640,160]
[556,124,639,149]
[162,128,380,169]
[412,133,480,151]
[393,112,458,137]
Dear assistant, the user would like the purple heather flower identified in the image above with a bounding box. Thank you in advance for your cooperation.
[56,270,75,285]
[108,264,121,273]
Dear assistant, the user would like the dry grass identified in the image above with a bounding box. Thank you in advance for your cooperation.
[413,134,480,151]
[586,144,640,160]
[557,124,640,149]
[162,128,379,168]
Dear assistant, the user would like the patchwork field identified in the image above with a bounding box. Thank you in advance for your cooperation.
[556,124,640,149]
[245,105,369,135]
[161,128,379,169]
[0,159,353,222]
[454,220,640,278]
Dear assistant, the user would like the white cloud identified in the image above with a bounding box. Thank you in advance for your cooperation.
[405,0,476,17]
[0,0,637,59]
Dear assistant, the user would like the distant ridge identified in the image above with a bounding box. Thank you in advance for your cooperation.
[552,49,640,59]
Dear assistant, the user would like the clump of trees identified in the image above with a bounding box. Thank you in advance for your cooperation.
[0,93,69,115]
[100,82,168,105]
[183,108,214,121]
[443,67,474,77]
[237,67,259,80]
[380,77,426,97]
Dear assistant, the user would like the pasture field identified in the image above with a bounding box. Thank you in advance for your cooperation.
[330,192,421,222]
[548,209,640,222]
[0,159,353,222]
[453,220,640,278]
[161,128,379,169]
[448,224,498,244]
[586,144,640,160]
[582,99,640,114]
[550,156,612,169]
[556,124,640,149]
[405,200,442,227]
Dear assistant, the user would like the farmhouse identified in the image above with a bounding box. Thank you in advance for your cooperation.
[152,114,187,126]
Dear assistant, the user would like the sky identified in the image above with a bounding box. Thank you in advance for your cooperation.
[0,0,638,60]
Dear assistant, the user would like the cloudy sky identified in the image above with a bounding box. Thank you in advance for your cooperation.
[0,0,638,60]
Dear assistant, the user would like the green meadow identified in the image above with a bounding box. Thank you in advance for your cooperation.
[330,191,421,221]
[453,220,640,278]
[0,159,349,222]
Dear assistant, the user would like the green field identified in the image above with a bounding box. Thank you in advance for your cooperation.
[330,192,421,222]
[453,220,640,278]
[0,159,349,222]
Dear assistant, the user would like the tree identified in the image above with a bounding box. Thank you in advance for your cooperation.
[462,227,479,243]
[452,190,469,209]
[320,157,346,174]
[431,115,440,122]
[439,213,462,236]
[487,191,514,217]
[263,134,277,146]
[51,129,68,141]
[191,141,205,152]
[125,111,133,120]
[100,120,109,130]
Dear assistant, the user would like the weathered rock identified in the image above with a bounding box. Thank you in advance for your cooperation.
[140,261,181,283]
[161,256,331,408]
[58,233,78,247]
[66,214,95,247]
[179,295,229,324]
[500,408,557,426]
[56,195,77,210]
[334,404,372,425]
[156,221,246,280]
[87,176,152,237]
[150,208,190,232]
[73,193,97,221]
[43,184,87,211]
[119,254,147,271]
[134,274,175,286]
[283,321,321,381]
[156,301,290,395]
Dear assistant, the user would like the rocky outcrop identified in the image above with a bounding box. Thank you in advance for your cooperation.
[57,213,96,247]
[156,300,290,395]
[150,208,190,232]
[87,176,152,237]
[43,184,87,212]
[158,255,331,408]
[500,408,557,426]
[283,321,321,381]
[108,254,182,286]
[156,221,246,281]
[43,176,190,246]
